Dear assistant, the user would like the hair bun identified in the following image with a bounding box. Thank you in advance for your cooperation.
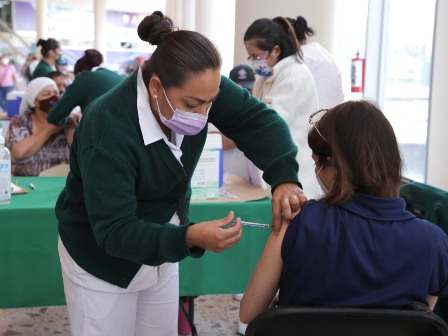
[137,11,174,46]
[74,48,103,74]
[83,49,103,67]
[295,16,308,29]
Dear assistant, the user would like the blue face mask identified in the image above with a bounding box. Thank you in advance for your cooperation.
[251,59,273,77]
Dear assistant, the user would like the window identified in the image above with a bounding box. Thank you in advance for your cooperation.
[334,0,437,182]
[381,0,436,182]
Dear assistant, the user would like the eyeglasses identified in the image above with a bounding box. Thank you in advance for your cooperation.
[309,109,328,143]
[247,50,269,61]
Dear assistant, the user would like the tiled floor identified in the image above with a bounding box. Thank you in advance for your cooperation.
[0,294,242,336]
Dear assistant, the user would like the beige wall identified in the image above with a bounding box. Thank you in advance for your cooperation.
[233,0,335,66]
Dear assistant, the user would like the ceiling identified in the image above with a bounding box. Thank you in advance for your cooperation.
[9,0,166,13]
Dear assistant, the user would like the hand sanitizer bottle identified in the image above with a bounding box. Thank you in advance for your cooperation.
[0,127,11,204]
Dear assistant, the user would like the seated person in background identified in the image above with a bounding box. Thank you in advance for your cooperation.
[229,64,255,94]
[208,64,264,187]
[240,100,448,324]
[47,49,124,127]
[5,77,73,176]
[56,55,75,84]
[46,70,68,95]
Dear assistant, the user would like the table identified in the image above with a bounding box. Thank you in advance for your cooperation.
[0,177,272,309]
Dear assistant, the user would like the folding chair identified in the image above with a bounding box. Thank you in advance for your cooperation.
[245,306,448,336]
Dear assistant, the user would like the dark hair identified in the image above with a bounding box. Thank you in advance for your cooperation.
[36,38,60,58]
[74,49,103,75]
[138,11,222,89]
[308,100,402,204]
[288,16,315,43]
[46,70,65,80]
[244,16,302,62]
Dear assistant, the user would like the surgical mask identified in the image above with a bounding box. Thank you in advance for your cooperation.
[156,87,210,136]
[316,164,329,194]
[251,59,273,77]
[1,58,9,65]
[37,95,59,113]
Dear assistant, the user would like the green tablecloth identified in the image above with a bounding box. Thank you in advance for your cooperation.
[0,177,271,308]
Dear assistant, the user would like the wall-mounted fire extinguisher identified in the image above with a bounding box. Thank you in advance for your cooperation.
[351,50,365,93]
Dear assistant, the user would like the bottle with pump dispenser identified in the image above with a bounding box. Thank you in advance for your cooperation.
[0,127,11,204]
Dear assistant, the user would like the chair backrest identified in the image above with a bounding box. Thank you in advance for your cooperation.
[245,307,448,336]
[38,163,70,177]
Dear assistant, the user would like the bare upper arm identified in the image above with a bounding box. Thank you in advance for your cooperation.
[239,223,289,323]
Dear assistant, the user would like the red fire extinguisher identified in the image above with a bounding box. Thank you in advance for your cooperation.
[351,50,365,93]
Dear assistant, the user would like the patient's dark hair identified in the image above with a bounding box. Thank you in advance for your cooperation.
[308,100,403,204]
[138,11,222,89]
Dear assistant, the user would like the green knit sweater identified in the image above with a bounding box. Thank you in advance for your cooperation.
[56,71,300,288]
[31,60,55,79]
[47,68,124,126]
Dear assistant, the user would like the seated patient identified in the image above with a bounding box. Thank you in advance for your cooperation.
[6,77,72,176]
[46,70,69,95]
[240,100,448,324]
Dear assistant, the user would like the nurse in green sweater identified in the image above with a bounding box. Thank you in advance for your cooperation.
[56,11,306,336]
[31,38,61,80]
[47,49,124,128]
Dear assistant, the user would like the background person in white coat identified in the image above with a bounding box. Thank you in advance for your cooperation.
[288,16,344,109]
[244,16,320,199]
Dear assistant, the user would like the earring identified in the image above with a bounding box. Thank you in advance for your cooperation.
[154,95,158,99]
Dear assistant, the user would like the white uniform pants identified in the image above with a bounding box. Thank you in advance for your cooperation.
[62,262,179,336]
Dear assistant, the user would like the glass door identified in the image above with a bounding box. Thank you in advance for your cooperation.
[373,0,437,182]
[364,0,436,182]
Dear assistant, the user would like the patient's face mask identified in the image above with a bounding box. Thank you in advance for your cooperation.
[316,164,330,194]
[155,87,210,136]
[37,95,59,113]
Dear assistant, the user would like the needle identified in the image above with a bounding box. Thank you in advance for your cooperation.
[231,220,271,228]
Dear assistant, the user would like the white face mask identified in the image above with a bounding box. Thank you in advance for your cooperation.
[1,58,9,65]
[316,164,330,194]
